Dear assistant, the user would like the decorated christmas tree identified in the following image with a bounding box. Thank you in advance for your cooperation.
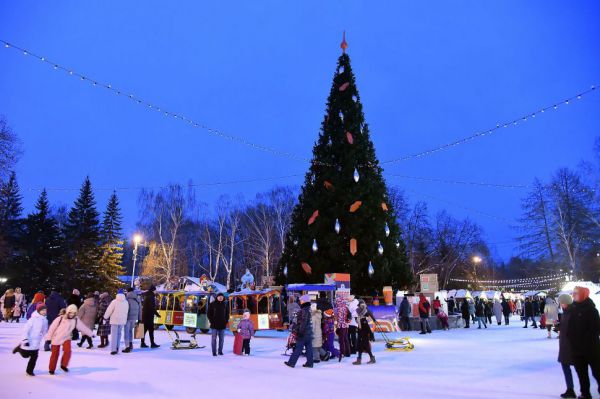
[276,34,412,295]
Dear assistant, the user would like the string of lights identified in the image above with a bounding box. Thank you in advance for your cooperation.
[0,39,314,165]
[450,272,570,284]
[387,175,529,189]
[2,39,597,168]
[381,86,597,165]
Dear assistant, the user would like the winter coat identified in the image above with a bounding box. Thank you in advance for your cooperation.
[475,301,485,317]
[446,299,455,314]
[14,292,25,313]
[567,298,600,361]
[399,297,411,317]
[501,300,511,315]
[77,298,98,330]
[461,300,470,318]
[142,291,160,324]
[323,315,335,337]
[493,301,502,322]
[45,292,66,325]
[433,299,442,311]
[96,295,111,336]
[45,315,94,346]
[418,295,430,318]
[293,302,313,339]
[558,306,573,364]
[311,309,323,348]
[334,297,350,329]
[544,300,559,324]
[237,318,254,339]
[287,301,300,324]
[484,302,492,317]
[26,302,42,320]
[516,300,522,311]
[532,300,540,316]
[347,298,359,327]
[103,294,129,326]
[207,298,229,330]
[67,294,82,308]
[3,293,15,309]
[126,291,142,322]
[524,301,533,317]
[468,301,475,315]
[21,311,48,350]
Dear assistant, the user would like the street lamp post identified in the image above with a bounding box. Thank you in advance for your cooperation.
[131,234,143,288]
[472,255,482,288]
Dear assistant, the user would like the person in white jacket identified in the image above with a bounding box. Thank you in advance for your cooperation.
[45,304,94,375]
[347,296,359,354]
[12,303,48,376]
[103,289,129,355]
[544,297,559,338]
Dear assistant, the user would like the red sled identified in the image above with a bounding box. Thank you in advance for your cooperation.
[233,333,243,355]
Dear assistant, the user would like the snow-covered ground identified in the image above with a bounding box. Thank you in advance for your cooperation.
[0,316,594,399]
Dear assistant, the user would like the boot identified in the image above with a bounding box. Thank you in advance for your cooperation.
[12,344,21,355]
[140,339,149,348]
[151,343,160,349]
[367,355,376,364]
[98,337,106,348]
[123,344,133,353]
[352,358,362,365]
[560,389,576,398]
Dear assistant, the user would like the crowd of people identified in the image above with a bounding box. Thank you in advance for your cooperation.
[4,284,600,399]
[7,285,161,376]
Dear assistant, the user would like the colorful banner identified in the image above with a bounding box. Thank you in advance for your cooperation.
[367,305,399,332]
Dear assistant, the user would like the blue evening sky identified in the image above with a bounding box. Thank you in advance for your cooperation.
[1,1,599,262]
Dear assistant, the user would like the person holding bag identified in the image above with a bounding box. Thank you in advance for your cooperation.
[123,286,142,353]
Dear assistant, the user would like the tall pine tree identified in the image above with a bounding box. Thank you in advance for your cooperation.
[276,37,411,294]
[98,191,124,291]
[64,176,102,292]
[21,189,64,293]
[0,171,24,282]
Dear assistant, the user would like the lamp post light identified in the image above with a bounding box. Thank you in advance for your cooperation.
[472,255,482,288]
[131,234,143,288]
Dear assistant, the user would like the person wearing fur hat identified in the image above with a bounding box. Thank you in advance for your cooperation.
[568,286,600,399]
[12,303,48,376]
[67,289,82,308]
[544,297,560,339]
[45,304,94,374]
[1,288,16,322]
[77,293,97,349]
[322,308,340,361]
[26,291,46,320]
[96,292,112,348]
[557,293,576,399]
[353,299,376,365]
[335,296,351,360]
[285,294,314,368]
[103,289,130,355]
[141,285,161,349]
[237,309,255,355]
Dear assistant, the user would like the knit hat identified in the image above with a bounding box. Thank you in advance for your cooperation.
[299,294,311,304]
[216,292,225,298]
[32,292,46,304]
[36,303,47,312]
[574,286,590,302]
[66,304,78,315]
[72,289,80,296]
[324,309,334,318]
[558,293,573,306]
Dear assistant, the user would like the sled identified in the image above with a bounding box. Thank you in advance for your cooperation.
[163,324,205,350]
[374,320,414,352]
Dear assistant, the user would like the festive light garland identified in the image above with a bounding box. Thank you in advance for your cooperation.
[2,39,597,168]
[450,272,570,284]
[381,86,597,164]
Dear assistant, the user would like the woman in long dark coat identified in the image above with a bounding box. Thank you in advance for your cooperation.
[96,292,111,348]
[353,300,376,365]
[558,293,576,399]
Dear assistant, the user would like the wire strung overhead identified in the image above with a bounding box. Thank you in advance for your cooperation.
[380,86,597,165]
[0,39,313,165]
[2,39,597,167]
[450,272,571,284]
[387,174,529,189]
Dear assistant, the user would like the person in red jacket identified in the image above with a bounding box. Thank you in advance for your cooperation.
[419,294,432,335]
[433,297,442,315]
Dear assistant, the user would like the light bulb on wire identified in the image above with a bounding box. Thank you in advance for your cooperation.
[384,223,390,237]
[368,261,374,277]
[378,241,384,255]
[335,219,341,234]
[312,239,318,253]
[283,265,288,277]
[353,168,360,183]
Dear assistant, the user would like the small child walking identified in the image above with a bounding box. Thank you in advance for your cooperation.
[12,303,48,376]
[45,304,94,374]
[437,309,450,330]
[237,310,255,355]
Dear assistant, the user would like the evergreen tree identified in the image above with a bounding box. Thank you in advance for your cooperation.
[0,171,24,280]
[99,191,124,291]
[63,176,101,292]
[276,38,411,294]
[20,189,64,293]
